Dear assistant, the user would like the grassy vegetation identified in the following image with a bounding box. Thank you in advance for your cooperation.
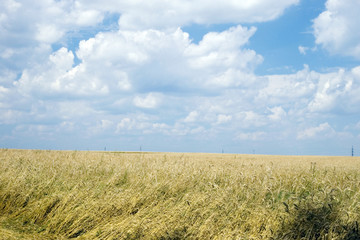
[1,149,360,239]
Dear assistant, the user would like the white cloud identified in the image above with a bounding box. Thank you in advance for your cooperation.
[186,26,262,72]
[151,123,170,132]
[166,122,207,136]
[55,101,97,121]
[0,86,9,94]
[308,68,357,113]
[76,30,156,65]
[14,48,109,97]
[237,131,266,141]
[186,26,263,89]
[257,65,317,106]
[298,46,317,56]
[116,118,135,132]
[133,93,161,109]
[78,0,299,30]
[49,47,74,71]
[268,106,286,121]
[0,109,23,124]
[297,122,335,140]
[313,0,360,58]
[100,119,113,129]
[237,111,267,128]
[73,9,103,26]
[1,48,14,59]
[73,26,262,92]
[190,126,205,134]
[35,24,64,44]
[116,72,132,91]
[255,65,360,116]
[2,0,21,12]
[207,69,258,88]
[298,45,308,55]
[184,111,199,123]
[216,114,232,124]
[0,69,16,85]
[0,0,106,76]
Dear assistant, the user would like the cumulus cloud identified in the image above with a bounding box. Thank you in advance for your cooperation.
[14,47,110,97]
[257,65,316,106]
[268,106,287,121]
[313,0,360,58]
[216,114,232,124]
[237,131,266,141]
[133,93,161,109]
[298,45,308,55]
[35,24,64,44]
[116,118,135,132]
[0,0,107,96]
[0,69,16,86]
[184,111,199,123]
[75,0,299,30]
[73,26,262,92]
[236,111,267,128]
[297,122,335,140]
[308,67,358,113]
[256,65,360,115]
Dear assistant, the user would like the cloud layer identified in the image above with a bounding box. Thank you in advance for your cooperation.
[1,0,360,154]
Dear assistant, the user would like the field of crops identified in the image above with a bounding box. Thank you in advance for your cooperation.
[1,149,360,239]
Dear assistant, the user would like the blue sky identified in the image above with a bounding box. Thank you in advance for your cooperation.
[1,0,360,155]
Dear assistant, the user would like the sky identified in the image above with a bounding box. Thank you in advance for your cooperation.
[1,0,360,155]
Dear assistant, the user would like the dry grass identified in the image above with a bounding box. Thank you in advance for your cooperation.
[0,149,360,239]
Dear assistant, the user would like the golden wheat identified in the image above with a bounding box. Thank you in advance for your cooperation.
[0,149,360,239]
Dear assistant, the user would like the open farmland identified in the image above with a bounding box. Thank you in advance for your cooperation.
[0,149,360,239]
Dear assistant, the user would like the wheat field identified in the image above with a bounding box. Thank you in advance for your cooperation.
[0,149,360,239]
